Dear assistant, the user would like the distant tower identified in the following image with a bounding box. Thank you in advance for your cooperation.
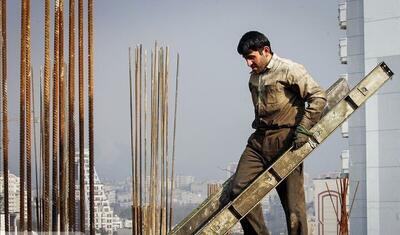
[75,149,120,234]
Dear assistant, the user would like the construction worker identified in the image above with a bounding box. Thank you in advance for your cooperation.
[231,31,327,235]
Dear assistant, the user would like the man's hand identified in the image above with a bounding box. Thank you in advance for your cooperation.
[293,125,313,149]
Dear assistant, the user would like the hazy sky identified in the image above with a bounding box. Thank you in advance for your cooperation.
[6,0,348,182]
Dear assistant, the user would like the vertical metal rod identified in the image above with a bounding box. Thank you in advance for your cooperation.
[43,0,51,231]
[164,47,169,234]
[78,0,85,232]
[19,0,27,230]
[133,46,139,234]
[159,47,165,235]
[1,0,9,231]
[88,0,95,233]
[38,67,44,232]
[155,43,160,235]
[25,0,33,229]
[68,0,76,230]
[129,46,135,235]
[52,0,60,231]
[143,49,148,234]
[169,53,179,231]
[150,49,155,235]
[32,66,40,232]
[139,44,143,235]
[58,0,67,231]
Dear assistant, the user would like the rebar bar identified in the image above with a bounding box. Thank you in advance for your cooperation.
[38,67,44,232]
[1,0,9,231]
[43,0,51,231]
[19,0,27,230]
[25,0,32,230]
[164,47,169,234]
[129,46,136,235]
[78,0,85,232]
[143,49,148,233]
[150,49,155,235]
[52,0,60,231]
[169,53,179,231]
[139,44,143,235]
[68,0,76,230]
[58,0,68,231]
[88,0,95,233]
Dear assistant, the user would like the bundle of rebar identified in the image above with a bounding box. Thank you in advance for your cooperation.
[130,43,180,235]
[5,0,96,233]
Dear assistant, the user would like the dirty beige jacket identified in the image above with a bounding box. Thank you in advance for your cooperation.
[249,54,327,130]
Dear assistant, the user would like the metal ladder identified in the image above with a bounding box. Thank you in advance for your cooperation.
[169,62,394,235]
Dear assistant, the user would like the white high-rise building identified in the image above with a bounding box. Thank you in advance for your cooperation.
[75,149,121,234]
[0,172,27,232]
[0,172,27,214]
[338,1,400,234]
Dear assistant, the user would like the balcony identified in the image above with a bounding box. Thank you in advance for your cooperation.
[339,38,348,64]
[338,2,347,30]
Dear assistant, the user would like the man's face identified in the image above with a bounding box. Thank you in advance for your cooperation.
[243,47,271,74]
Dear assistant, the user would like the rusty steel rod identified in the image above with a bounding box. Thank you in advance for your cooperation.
[139,44,143,235]
[43,0,51,230]
[88,0,95,233]
[25,0,33,228]
[68,0,76,230]
[169,53,179,231]
[26,6,33,231]
[78,0,85,232]
[134,46,138,235]
[164,46,169,234]
[19,0,27,230]
[39,67,44,232]
[1,0,9,231]
[58,0,67,231]
[52,0,60,231]
[150,49,155,235]
[129,46,136,235]
[144,49,148,235]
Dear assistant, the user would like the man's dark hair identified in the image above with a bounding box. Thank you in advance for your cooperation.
[237,31,272,56]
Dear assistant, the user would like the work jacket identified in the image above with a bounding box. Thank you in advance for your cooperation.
[249,54,327,130]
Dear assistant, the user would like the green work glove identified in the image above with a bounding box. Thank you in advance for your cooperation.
[293,125,313,149]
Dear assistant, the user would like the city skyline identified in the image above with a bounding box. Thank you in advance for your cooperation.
[3,0,346,182]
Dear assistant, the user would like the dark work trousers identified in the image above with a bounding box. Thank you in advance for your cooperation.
[230,128,307,235]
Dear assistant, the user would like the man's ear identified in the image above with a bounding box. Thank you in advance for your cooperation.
[263,46,271,55]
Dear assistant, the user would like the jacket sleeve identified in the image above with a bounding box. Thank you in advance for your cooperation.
[287,63,327,129]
